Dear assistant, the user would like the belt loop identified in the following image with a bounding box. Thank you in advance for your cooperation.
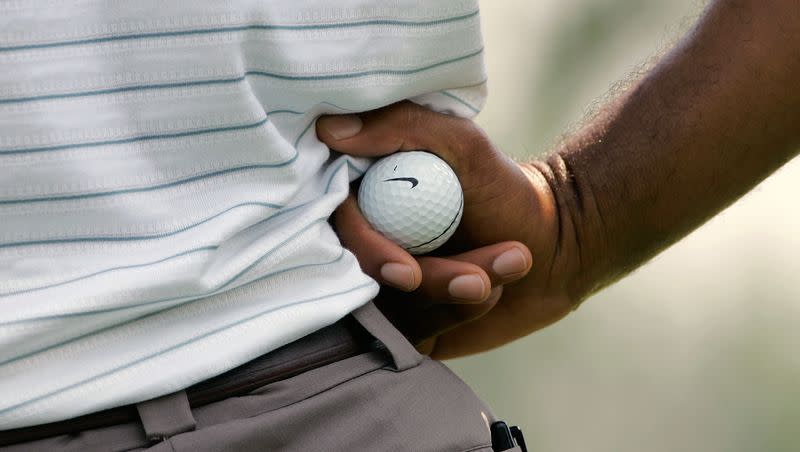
[135,390,196,441]
[352,301,423,371]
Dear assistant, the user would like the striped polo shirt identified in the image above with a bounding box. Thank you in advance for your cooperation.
[0,0,487,429]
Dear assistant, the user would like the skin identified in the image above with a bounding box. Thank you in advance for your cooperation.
[316,0,800,359]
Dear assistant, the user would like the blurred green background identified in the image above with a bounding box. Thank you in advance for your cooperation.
[450,1,800,451]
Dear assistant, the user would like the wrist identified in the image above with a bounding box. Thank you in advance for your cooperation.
[521,153,613,305]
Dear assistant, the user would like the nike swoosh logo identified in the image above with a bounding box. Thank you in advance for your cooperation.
[383,177,419,189]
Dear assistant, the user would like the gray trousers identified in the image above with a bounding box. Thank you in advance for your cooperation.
[3,303,504,451]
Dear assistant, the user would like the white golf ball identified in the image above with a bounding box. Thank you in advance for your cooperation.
[358,151,463,255]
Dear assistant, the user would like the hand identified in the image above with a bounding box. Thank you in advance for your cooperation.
[317,102,581,359]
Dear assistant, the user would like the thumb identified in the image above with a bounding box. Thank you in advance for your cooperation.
[315,101,487,176]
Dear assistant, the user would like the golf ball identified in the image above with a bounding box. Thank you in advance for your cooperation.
[358,151,463,255]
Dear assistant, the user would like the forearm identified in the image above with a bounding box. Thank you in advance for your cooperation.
[534,0,800,300]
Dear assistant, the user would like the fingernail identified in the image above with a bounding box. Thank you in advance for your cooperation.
[448,274,486,301]
[380,263,416,291]
[320,115,362,140]
[492,248,528,277]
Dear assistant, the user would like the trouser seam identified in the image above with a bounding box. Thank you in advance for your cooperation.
[460,443,493,452]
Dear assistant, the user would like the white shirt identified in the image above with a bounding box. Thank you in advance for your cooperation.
[0,0,486,429]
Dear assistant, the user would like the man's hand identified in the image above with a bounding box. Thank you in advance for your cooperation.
[317,102,579,359]
[318,0,800,360]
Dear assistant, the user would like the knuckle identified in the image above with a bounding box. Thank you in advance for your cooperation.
[463,123,492,156]
[444,118,490,161]
[377,102,427,150]
[398,104,427,139]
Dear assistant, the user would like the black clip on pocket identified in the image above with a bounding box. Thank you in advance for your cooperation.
[490,421,528,452]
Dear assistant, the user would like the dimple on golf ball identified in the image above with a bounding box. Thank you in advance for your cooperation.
[358,151,463,255]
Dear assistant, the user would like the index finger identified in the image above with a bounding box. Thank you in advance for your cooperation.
[335,194,422,292]
[315,101,488,176]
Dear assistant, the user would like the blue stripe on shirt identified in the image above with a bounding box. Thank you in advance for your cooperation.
[0,52,483,105]
[0,11,479,52]
[0,160,296,205]
[441,90,481,113]
[0,118,270,156]
[246,48,483,81]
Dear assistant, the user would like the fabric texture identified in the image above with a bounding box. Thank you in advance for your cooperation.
[1,302,497,452]
[0,0,487,429]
